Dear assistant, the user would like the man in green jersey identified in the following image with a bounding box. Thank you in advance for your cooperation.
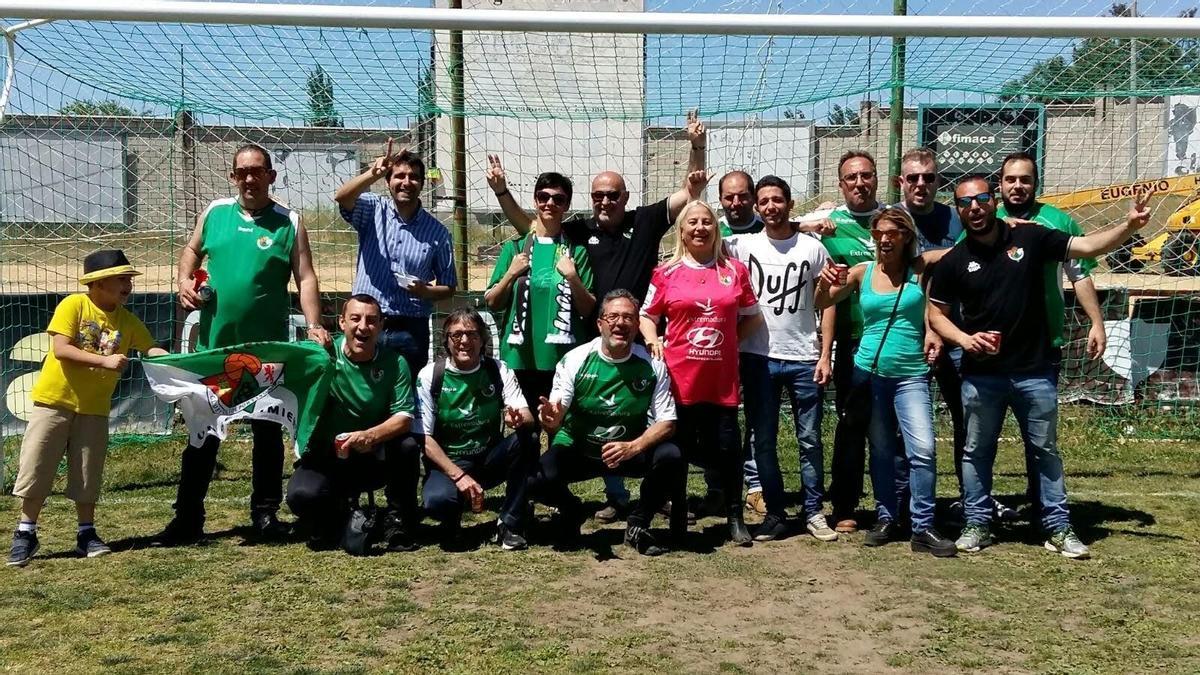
[529,290,684,556]
[803,150,881,531]
[993,151,1107,514]
[159,144,331,545]
[286,295,421,552]
[415,308,537,551]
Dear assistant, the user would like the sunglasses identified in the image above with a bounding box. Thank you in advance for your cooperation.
[591,190,623,203]
[232,167,269,180]
[871,228,907,240]
[903,173,937,184]
[954,193,993,208]
[535,191,569,207]
[840,171,876,183]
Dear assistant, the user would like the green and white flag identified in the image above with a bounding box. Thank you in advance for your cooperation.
[143,341,334,454]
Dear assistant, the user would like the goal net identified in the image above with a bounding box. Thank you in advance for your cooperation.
[0,0,1198,440]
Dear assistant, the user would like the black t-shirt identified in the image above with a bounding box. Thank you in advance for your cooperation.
[562,198,672,303]
[928,224,1072,375]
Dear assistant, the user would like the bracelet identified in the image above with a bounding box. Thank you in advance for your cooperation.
[494,189,510,198]
[451,472,467,483]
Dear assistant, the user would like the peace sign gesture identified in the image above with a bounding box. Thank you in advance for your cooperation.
[370,137,405,178]
[486,153,509,195]
[686,109,706,149]
[1127,190,1154,231]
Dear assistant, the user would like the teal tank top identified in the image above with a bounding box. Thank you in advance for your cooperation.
[853,262,929,378]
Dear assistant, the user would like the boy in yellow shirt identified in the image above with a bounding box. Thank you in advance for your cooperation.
[7,250,167,567]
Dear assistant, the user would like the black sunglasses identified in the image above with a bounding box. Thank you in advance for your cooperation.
[903,173,937,184]
[535,191,569,207]
[954,193,993,208]
[591,190,623,203]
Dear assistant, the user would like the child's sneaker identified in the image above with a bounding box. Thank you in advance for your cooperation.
[7,530,39,567]
[75,528,111,558]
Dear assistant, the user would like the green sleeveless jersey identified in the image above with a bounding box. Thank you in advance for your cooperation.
[549,338,675,456]
[197,198,297,351]
[815,205,879,339]
[413,358,529,458]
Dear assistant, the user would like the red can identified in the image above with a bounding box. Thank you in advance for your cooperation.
[469,488,484,513]
[334,433,352,459]
[834,264,850,285]
[985,330,1003,354]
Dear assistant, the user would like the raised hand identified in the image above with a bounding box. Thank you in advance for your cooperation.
[817,259,841,290]
[537,396,565,429]
[370,137,402,178]
[686,109,706,148]
[1127,191,1153,230]
[684,169,711,198]
[486,153,509,195]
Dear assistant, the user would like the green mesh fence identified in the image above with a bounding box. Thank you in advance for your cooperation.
[0,0,1198,442]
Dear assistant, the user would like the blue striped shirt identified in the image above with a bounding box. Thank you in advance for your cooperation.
[342,194,458,317]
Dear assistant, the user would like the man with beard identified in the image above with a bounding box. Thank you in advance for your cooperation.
[529,290,684,556]
[486,114,706,522]
[334,140,458,375]
[802,150,882,532]
[929,176,1151,558]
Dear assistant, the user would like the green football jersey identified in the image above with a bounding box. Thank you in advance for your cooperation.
[307,336,413,450]
[718,215,764,238]
[996,201,1097,347]
[414,358,528,458]
[197,198,297,351]
[550,338,675,456]
[814,205,879,339]
[488,234,594,371]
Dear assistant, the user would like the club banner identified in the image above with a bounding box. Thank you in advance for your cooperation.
[142,341,334,454]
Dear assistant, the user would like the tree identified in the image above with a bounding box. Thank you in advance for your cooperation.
[782,108,806,121]
[828,104,860,126]
[306,65,342,127]
[58,100,139,116]
[1001,4,1200,104]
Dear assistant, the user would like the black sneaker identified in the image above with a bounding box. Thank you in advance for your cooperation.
[6,530,39,567]
[727,510,753,547]
[151,518,205,547]
[496,520,527,551]
[864,519,896,547]
[75,528,112,558]
[624,525,667,556]
[249,512,291,541]
[753,514,787,542]
[382,512,419,553]
[910,528,958,557]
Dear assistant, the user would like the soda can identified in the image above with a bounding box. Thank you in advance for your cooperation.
[197,285,215,303]
[985,330,1003,354]
[834,264,850,285]
[334,433,352,459]
[469,487,484,513]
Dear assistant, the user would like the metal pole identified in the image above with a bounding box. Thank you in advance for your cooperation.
[449,0,469,291]
[887,0,906,204]
[1129,0,1139,182]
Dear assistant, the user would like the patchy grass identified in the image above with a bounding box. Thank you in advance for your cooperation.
[1,405,1198,673]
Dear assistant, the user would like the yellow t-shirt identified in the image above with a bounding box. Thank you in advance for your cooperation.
[32,294,156,415]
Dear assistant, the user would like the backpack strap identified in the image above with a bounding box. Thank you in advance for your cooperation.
[430,356,447,408]
[481,356,503,397]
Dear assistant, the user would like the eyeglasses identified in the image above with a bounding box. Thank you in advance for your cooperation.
[840,171,876,183]
[447,330,481,342]
[871,229,907,240]
[903,173,937,184]
[591,190,623,203]
[954,193,993,208]
[600,312,638,325]
[535,191,569,207]
[232,167,268,180]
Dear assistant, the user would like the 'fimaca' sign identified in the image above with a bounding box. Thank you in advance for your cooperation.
[938,131,998,145]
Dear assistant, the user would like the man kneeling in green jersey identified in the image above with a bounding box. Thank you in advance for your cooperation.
[414,308,538,551]
[286,294,421,553]
[529,290,685,556]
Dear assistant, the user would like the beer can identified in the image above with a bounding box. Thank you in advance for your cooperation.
[334,433,352,459]
[469,488,484,513]
[197,285,215,303]
[834,264,850,285]
[985,330,1003,354]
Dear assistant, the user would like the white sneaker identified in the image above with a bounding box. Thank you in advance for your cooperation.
[806,514,838,542]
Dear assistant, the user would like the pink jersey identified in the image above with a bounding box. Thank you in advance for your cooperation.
[642,258,759,406]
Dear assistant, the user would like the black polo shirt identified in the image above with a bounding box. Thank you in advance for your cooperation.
[928,224,1072,376]
[562,198,672,303]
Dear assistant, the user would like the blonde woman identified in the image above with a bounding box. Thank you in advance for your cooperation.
[816,207,954,557]
[640,200,763,546]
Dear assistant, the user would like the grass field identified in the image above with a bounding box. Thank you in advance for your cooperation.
[1,406,1198,673]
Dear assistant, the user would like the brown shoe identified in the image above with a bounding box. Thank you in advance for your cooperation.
[834,518,859,534]
[744,491,767,516]
[594,502,629,524]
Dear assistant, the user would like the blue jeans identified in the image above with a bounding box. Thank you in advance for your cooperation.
[740,354,825,518]
[380,316,431,376]
[961,371,1070,533]
[856,368,937,533]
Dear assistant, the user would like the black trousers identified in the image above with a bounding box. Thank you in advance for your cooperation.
[528,441,685,529]
[173,420,284,525]
[285,435,421,537]
[675,403,743,511]
[514,369,554,428]
[828,334,872,518]
[423,431,537,529]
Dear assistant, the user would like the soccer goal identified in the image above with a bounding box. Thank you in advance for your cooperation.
[0,0,1199,437]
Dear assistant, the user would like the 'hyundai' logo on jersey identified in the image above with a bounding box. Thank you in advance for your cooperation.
[685,327,725,349]
[589,425,627,441]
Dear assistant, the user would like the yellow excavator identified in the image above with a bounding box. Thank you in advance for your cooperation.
[1041,173,1200,275]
